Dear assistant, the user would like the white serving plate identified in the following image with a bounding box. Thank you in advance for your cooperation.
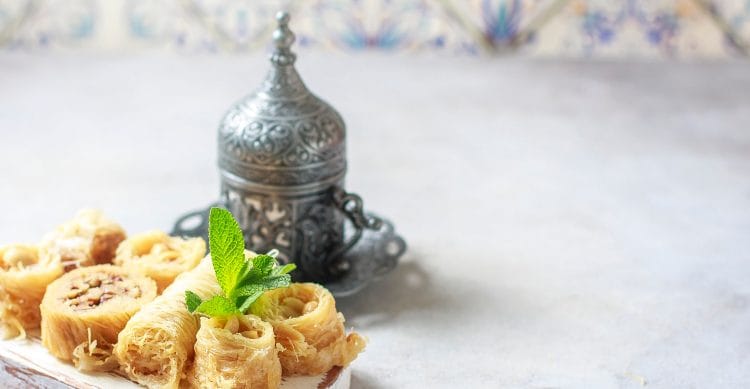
[0,332,349,389]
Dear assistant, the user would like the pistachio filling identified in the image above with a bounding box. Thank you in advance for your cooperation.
[210,316,265,339]
[278,296,318,319]
[62,272,141,311]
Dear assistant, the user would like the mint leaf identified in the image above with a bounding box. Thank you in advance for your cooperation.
[234,283,264,298]
[237,254,274,286]
[185,290,202,313]
[254,274,292,290]
[237,291,264,313]
[251,255,275,277]
[184,209,298,318]
[234,271,291,299]
[233,266,294,313]
[271,263,296,277]
[194,295,239,317]
[209,208,246,296]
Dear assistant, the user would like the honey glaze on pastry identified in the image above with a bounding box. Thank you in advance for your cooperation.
[40,265,156,361]
[0,244,63,338]
[115,230,205,292]
[252,283,366,376]
[39,209,126,270]
[189,315,281,389]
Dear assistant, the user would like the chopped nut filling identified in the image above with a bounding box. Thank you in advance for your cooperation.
[62,261,81,272]
[278,296,319,319]
[210,316,265,339]
[237,317,264,340]
[62,272,141,311]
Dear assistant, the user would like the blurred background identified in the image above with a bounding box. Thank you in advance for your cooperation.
[1,0,749,58]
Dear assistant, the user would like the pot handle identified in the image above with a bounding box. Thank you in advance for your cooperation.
[328,186,383,261]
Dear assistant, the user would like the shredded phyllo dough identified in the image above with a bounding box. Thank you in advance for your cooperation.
[189,315,281,389]
[0,244,63,339]
[0,204,367,387]
[115,230,206,292]
[252,283,366,376]
[39,209,126,271]
[115,256,221,389]
[40,265,157,362]
[72,327,119,372]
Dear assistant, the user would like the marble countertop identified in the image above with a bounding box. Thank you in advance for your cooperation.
[0,53,748,388]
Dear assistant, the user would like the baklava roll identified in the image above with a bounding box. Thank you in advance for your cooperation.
[40,265,157,361]
[114,230,205,292]
[189,315,281,389]
[71,327,119,372]
[39,209,126,270]
[115,256,221,389]
[251,283,366,375]
[0,244,63,338]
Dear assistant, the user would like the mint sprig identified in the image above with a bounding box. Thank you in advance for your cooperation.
[185,208,295,317]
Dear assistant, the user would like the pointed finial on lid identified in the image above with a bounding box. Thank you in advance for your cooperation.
[271,11,296,66]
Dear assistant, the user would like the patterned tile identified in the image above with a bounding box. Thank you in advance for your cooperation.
[0,0,95,49]
[439,0,563,53]
[706,0,750,55]
[124,0,295,52]
[0,0,748,57]
[528,0,728,58]
[297,0,460,51]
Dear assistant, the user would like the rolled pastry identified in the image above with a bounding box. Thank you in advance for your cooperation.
[114,230,205,292]
[40,264,157,361]
[251,283,366,375]
[72,327,119,372]
[189,315,281,389]
[0,244,63,338]
[40,209,126,270]
[115,256,220,389]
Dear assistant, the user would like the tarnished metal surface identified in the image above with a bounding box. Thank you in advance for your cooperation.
[176,11,404,286]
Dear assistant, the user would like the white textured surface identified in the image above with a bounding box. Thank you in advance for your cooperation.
[1,54,749,388]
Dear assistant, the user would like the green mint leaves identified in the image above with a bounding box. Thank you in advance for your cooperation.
[187,294,239,317]
[185,290,203,313]
[207,207,247,297]
[185,207,295,317]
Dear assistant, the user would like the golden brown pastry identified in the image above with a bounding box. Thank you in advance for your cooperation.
[115,256,221,389]
[40,265,156,362]
[189,315,281,389]
[39,209,126,270]
[114,230,205,292]
[71,327,119,372]
[0,244,63,338]
[251,283,366,375]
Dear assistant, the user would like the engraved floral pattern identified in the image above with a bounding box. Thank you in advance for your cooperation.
[217,54,346,187]
[222,185,345,281]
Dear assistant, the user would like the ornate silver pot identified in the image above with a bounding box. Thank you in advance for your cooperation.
[176,12,405,285]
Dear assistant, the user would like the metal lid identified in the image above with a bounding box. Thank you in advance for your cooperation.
[218,11,346,195]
